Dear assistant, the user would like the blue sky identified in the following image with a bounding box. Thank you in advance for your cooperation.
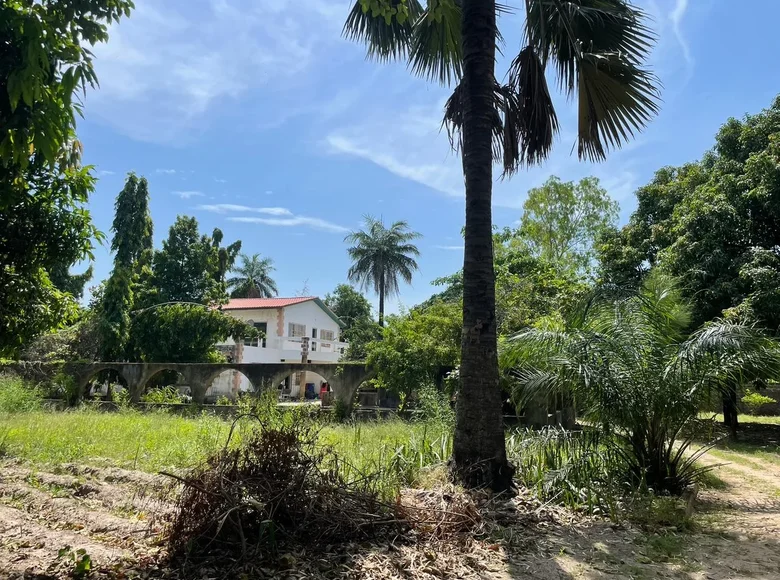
[76,0,780,314]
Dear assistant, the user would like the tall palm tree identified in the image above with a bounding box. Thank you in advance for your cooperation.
[345,216,421,326]
[227,253,278,299]
[502,274,780,494]
[344,0,660,491]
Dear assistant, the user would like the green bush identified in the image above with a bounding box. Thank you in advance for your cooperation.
[415,383,454,425]
[741,390,777,415]
[141,386,186,404]
[0,374,43,413]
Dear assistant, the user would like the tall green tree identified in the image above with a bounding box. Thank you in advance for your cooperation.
[324,283,380,359]
[345,0,660,489]
[151,217,241,305]
[96,173,153,360]
[228,253,278,298]
[0,0,133,356]
[345,216,421,327]
[520,176,617,277]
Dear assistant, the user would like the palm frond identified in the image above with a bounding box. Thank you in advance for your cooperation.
[408,1,462,85]
[343,0,424,61]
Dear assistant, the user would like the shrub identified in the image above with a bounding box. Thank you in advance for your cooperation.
[741,390,777,415]
[0,374,42,413]
[141,386,185,404]
[415,383,454,425]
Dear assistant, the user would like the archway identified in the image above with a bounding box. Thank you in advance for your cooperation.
[205,370,254,403]
[140,368,189,403]
[85,368,128,401]
[276,370,330,404]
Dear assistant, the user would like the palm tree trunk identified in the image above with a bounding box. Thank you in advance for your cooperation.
[722,387,739,439]
[378,271,385,327]
[450,0,514,492]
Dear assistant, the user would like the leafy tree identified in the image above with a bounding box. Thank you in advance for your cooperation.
[128,304,255,363]
[49,264,93,301]
[502,274,780,494]
[520,176,617,277]
[345,216,421,326]
[324,284,380,359]
[110,174,153,269]
[366,301,462,406]
[345,0,660,490]
[228,253,278,298]
[0,0,132,357]
[151,217,241,305]
[596,96,780,431]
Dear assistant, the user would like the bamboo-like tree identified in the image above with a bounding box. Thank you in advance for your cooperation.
[344,0,661,490]
[502,274,780,494]
[227,253,278,299]
[345,216,421,326]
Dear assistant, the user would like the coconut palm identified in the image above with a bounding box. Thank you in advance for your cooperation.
[344,0,660,490]
[227,254,278,299]
[502,274,780,494]
[345,216,421,327]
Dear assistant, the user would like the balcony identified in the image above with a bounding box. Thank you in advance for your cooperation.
[238,335,349,363]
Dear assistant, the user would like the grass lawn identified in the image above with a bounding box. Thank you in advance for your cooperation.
[0,409,452,482]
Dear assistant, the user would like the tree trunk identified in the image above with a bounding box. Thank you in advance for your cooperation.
[722,386,739,439]
[450,0,514,492]
[378,271,385,327]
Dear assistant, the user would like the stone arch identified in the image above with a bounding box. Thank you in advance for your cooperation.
[134,365,188,403]
[273,369,330,401]
[71,363,128,401]
[205,369,254,402]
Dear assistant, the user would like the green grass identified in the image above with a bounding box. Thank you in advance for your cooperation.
[703,413,780,425]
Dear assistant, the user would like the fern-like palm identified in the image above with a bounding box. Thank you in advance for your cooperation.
[227,254,278,299]
[345,216,421,326]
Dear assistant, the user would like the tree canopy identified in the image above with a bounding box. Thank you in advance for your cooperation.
[520,176,617,277]
[228,254,278,299]
[345,216,421,326]
[324,284,380,360]
[598,95,780,333]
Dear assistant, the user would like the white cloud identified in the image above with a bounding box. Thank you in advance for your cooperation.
[87,0,347,142]
[265,190,274,195]
[196,204,292,215]
[98,169,115,176]
[669,0,693,67]
[228,215,349,233]
[172,190,205,199]
[435,245,464,251]
[214,178,228,183]
[156,168,177,174]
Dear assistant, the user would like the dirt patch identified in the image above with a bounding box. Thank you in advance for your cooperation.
[2,453,780,579]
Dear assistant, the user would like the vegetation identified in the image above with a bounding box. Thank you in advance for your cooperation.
[0,0,133,357]
[345,216,421,327]
[741,390,777,415]
[502,273,780,494]
[227,253,278,298]
[324,284,380,360]
[344,0,660,491]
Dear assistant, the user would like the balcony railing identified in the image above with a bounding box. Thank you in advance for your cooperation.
[243,335,349,356]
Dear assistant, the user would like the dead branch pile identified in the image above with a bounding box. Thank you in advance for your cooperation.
[397,486,483,540]
[165,418,398,566]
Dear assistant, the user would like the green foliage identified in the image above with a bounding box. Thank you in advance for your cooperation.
[57,546,92,579]
[151,216,241,305]
[366,301,461,402]
[111,173,153,269]
[598,96,780,331]
[141,386,186,404]
[0,374,42,413]
[0,0,133,357]
[502,273,780,494]
[345,216,421,325]
[520,176,618,277]
[324,284,380,359]
[228,253,278,298]
[741,390,777,415]
[415,383,454,425]
[21,315,101,363]
[128,304,255,363]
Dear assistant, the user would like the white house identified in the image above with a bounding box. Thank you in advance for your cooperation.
[208,297,348,400]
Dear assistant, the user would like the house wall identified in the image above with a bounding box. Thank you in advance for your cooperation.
[210,300,344,398]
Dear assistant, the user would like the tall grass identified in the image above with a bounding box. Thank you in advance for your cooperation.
[0,374,43,413]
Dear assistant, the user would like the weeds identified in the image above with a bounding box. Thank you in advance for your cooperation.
[0,373,43,413]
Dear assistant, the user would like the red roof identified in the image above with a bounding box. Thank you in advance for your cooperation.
[223,297,316,310]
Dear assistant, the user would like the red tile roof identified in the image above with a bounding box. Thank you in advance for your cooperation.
[222,297,316,310]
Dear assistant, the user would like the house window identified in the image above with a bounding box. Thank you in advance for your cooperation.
[320,329,335,341]
[288,322,306,338]
[311,341,317,352]
[244,321,267,347]
[312,328,318,339]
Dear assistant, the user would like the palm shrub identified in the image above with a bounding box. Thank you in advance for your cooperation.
[502,273,780,495]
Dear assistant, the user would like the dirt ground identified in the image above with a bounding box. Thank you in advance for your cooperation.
[1,450,780,580]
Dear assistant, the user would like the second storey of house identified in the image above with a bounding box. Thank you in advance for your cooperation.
[218,297,347,363]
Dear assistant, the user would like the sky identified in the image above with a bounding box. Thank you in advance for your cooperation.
[76,0,780,314]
